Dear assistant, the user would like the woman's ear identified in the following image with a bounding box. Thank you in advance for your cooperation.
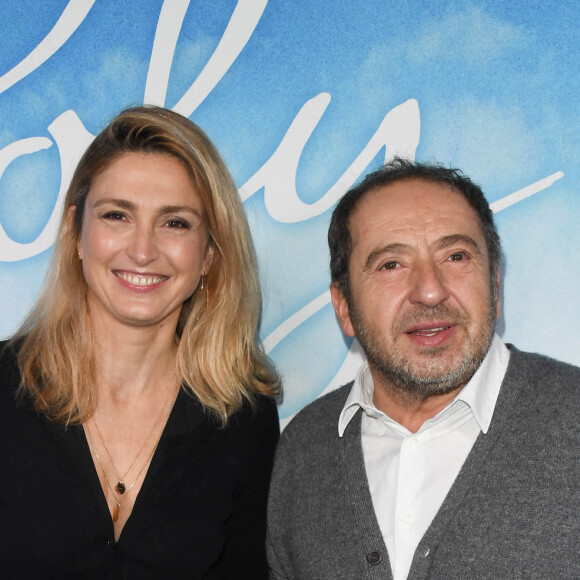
[203,242,215,274]
[67,205,77,228]
[67,205,81,259]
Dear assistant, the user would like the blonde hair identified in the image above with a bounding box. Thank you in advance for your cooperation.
[14,106,279,425]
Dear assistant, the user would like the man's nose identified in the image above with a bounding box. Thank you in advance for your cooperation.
[408,260,449,307]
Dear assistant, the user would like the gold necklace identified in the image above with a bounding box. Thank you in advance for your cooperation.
[85,377,178,522]
[86,426,160,521]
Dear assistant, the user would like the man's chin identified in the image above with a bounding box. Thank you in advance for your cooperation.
[374,354,480,399]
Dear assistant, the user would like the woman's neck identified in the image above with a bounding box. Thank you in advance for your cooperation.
[91,318,178,402]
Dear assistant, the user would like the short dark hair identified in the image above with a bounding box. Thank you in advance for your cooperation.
[328,158,502,300]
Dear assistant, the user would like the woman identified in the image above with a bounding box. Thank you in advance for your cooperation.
[0,106,280,579]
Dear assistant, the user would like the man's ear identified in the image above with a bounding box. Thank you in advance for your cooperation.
[330,282,356,338]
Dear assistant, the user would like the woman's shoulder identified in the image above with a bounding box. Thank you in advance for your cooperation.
[0,339,25,409]
[174,387,279,442]
[219,393,280,452]
[0,339,21,381]
[232,392,279,428]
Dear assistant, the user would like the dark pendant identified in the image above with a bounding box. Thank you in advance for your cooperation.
[116,481,126,494]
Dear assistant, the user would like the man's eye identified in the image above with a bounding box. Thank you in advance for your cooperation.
[102,211,125,220]
[449,252,466,261]
[380,261,400,270]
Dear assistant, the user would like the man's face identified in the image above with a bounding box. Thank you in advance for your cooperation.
[331,178,499,402]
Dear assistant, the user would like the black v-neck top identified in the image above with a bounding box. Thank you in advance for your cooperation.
[0,342,279,579]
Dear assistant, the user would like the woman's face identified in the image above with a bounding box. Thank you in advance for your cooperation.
[75,152,214,331]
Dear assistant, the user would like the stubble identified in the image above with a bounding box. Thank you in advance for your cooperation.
[349,299,497,402]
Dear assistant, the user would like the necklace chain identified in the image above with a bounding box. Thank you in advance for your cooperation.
[92,399,165,493]
[85,377,178,522]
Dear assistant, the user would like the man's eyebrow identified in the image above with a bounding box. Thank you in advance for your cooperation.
[363,243,410,271]
[433,234,482,254]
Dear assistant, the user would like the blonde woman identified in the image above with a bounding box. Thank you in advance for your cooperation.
[0,106,280,578]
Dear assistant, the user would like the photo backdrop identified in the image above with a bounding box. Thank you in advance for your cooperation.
[1,0,578,425]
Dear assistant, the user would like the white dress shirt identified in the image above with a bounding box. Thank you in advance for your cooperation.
[338,334,510,580]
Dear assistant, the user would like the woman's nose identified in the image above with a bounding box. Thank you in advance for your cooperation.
[126,224,159,266]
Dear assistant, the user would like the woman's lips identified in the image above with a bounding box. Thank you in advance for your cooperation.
[114,271,168,287]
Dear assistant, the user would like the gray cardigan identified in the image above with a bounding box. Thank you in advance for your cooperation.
[267,347,580,579]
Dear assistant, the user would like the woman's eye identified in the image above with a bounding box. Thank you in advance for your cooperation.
[166,219,190,229]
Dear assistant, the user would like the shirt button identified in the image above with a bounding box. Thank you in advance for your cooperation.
[367,550,382,565]
[403,513,413,525]
[410,436,419,447]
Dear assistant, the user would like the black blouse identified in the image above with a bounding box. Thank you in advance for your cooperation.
[0,342,280,579]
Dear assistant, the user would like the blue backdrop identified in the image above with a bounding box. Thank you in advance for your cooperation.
[1,0,578,424]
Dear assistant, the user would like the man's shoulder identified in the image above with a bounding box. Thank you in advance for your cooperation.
[278,383,353,447]
[508,345,580,384]
[504,346,580,420]
[270,384,355,511]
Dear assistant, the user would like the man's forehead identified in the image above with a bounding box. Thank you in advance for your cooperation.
[357,177,460,208]
[352,178,474,221]
[348,177,486,248]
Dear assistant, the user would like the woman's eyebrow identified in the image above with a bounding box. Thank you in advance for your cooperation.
[92,198,202,218]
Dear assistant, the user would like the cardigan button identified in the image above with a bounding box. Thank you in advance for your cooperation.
[367,550,382,565]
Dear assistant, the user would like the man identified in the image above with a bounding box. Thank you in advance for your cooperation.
[267,159,580,580]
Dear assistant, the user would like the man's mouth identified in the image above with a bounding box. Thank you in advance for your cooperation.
[114,271,168,286]
[409,326,452,337]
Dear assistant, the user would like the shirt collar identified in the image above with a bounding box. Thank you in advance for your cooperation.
[338,334,510,437]
[454,334,509,433]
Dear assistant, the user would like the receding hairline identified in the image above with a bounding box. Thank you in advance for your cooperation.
[350,174,464,214]
[346,176,470,235]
